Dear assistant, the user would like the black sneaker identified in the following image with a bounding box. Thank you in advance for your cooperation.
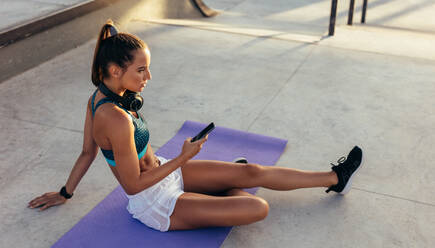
[232,157,248,164]
[326,146,363,194]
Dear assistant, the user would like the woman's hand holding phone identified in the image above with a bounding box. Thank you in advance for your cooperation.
[179,122,214,160]
[180,135,208,160]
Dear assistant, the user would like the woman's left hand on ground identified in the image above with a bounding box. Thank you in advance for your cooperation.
[28,192,67,211]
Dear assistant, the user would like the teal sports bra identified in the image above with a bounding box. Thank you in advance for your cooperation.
[91,89,150,167]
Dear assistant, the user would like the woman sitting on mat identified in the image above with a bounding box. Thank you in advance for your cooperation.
[28,20,363,232]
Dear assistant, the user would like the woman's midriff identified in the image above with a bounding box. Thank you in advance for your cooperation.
[138,151,160,172]
[109,147,160,187]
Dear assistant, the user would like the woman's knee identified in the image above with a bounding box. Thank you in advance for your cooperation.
[242,163,265,179]
[249,197,269,221]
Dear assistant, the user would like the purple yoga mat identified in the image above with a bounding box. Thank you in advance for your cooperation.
[52,121,287,248]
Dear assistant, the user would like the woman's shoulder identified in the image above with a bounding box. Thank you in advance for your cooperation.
[95,106,135,143]
[89,96,133,128]
[98,103,131,122]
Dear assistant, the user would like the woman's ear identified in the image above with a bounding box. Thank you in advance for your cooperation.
[108,64,122,78]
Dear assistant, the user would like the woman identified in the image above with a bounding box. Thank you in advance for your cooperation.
[28,20,363,232]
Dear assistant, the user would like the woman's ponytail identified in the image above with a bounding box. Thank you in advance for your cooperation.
[91,20,118,86]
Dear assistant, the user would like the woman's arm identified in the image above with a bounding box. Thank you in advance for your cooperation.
[64,102,99,194]
[106,110,206,195]
[28,101,98,211]
[135,137,207,195]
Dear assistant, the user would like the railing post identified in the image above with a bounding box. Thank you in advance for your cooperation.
[347,0,355,25]
[329,0,338,36]
[361,0,368,23]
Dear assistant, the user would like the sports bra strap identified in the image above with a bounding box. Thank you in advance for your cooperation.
[91,89,98,116]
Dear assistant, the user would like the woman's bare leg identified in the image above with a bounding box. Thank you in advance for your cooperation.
[224,188,253,196]
[169,160,338,230]
[169,192,268,230]
[180,160,338,194]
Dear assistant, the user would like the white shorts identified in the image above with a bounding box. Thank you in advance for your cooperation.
[126,156,184,232]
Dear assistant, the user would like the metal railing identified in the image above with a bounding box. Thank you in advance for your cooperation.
[329,0,369,36]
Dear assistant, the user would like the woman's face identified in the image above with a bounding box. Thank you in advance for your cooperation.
[120,48,152,93]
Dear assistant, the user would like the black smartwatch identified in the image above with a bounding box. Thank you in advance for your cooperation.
[60,186,73,199]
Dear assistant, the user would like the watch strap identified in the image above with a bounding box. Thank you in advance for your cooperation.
[60,186,73,199]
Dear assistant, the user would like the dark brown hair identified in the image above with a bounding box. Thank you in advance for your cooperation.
[91,20,148,86]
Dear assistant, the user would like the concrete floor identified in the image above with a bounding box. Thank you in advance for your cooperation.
[1,0,435,247]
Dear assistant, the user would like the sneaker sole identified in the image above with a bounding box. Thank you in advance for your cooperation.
[339,151,364,195]
[232,157,248,163]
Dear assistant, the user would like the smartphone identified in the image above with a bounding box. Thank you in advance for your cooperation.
[191,122,215,142]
